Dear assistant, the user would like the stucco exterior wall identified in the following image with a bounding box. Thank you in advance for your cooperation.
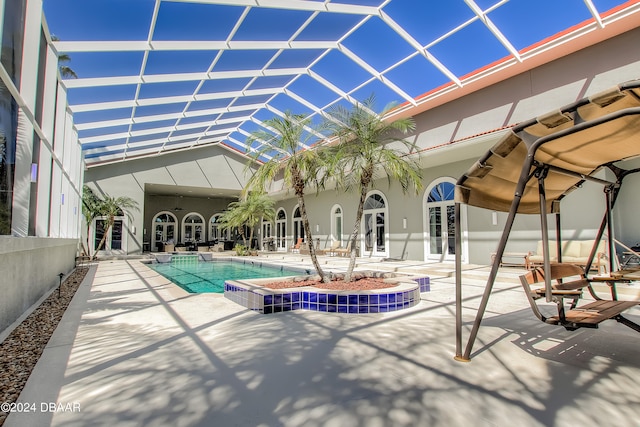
[144,193,236,247]
[0,237,77,334]
[85,145,255,253]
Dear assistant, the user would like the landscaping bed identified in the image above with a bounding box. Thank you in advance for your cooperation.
[0,267,88,426]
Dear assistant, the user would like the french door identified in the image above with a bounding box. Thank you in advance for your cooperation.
[93,217,125,254]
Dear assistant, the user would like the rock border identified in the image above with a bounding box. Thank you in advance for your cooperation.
[0,267,88,426]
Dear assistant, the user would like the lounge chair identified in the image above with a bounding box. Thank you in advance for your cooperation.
[290,238,303,253]
[333,242,353,257]
[317,240,341,256]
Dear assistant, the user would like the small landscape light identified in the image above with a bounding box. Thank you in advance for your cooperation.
[58,273,64,298]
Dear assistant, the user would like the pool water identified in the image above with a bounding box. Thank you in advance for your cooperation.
[149,259,303,293]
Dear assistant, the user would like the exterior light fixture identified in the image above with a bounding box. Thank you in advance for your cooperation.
[58,272,64,298]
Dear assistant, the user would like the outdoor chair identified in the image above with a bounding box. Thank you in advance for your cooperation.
[333,242,353,257]
[519,263,639,332]
[317,240,341,256]
[290,238,303,253]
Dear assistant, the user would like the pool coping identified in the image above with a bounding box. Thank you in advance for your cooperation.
[224,275,430,315]
[150,253,312,274]
[146,255,313,294]
[146,253,431,314]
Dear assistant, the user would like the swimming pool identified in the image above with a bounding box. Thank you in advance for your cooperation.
[149,259,304,293]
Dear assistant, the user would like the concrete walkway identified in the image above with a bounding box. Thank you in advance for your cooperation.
[6,256,640,427]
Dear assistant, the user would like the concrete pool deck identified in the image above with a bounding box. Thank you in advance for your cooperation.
[6,255,640,427]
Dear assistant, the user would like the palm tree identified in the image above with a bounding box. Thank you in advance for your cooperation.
[93,194,139,259]
[81,185,102,257]
[51,35,78,78]
[322,95,423,282]
[244,111,329,282]
[243,192,276,250]
[217,202,249,251]
[218,192,276,254]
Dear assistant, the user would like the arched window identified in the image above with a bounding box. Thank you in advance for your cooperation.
[182,212,204,243]
[292,205,305,244]
[424,178,458,261]
[331,205,343,245]
[152,211,177,251]
[362,191,388,257]
[275,208,287,251]
[209,214,228,241]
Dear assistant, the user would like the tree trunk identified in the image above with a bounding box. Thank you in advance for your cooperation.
[239,227,247,247]
[297,193,328,282]
[93,217,114,260]
[291,170,328,283]
[344,184,368,282]
[84,223,91,258]
[248,226,255,250]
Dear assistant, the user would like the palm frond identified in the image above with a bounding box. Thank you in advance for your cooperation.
[59,66,78,79]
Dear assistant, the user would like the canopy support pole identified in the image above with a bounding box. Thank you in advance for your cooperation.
[605,186,616,274]
[555,207,563,264]
[456,165,539,361]
[536,168,553,302]
[454,202,464,361]
[458,198,521,361]
[584,165,640,274]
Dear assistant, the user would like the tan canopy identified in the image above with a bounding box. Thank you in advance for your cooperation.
[455,81,640,213]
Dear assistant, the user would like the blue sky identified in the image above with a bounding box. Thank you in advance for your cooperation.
[42,0,631,162]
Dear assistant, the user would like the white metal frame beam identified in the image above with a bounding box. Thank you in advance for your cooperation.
[69,0,635,166]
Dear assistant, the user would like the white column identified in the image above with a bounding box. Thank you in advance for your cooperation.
[35,45,59,236]
[49,162,62,236]
[60,178,70,238]
[53,83,67,160]
[77,164,86,239]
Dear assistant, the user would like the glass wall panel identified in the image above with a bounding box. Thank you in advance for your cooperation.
[0,0,27,235]
[0,78,16,234]
[2,1,26,88]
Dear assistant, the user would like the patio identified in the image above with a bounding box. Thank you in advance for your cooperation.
[6,255,640,427]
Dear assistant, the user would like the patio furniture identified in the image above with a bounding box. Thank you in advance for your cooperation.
[209,243,224,252]
[264,238,276,252]
[454,81,640,361]
[290,238,303,253]
[490,252,530,269]
[318,240,341,256]
[525,240,607,272]
[519,263,639,331]
[333,242,357,257]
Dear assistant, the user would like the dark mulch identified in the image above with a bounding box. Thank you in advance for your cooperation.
[263,277,398,290]
[0,267,88,426]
